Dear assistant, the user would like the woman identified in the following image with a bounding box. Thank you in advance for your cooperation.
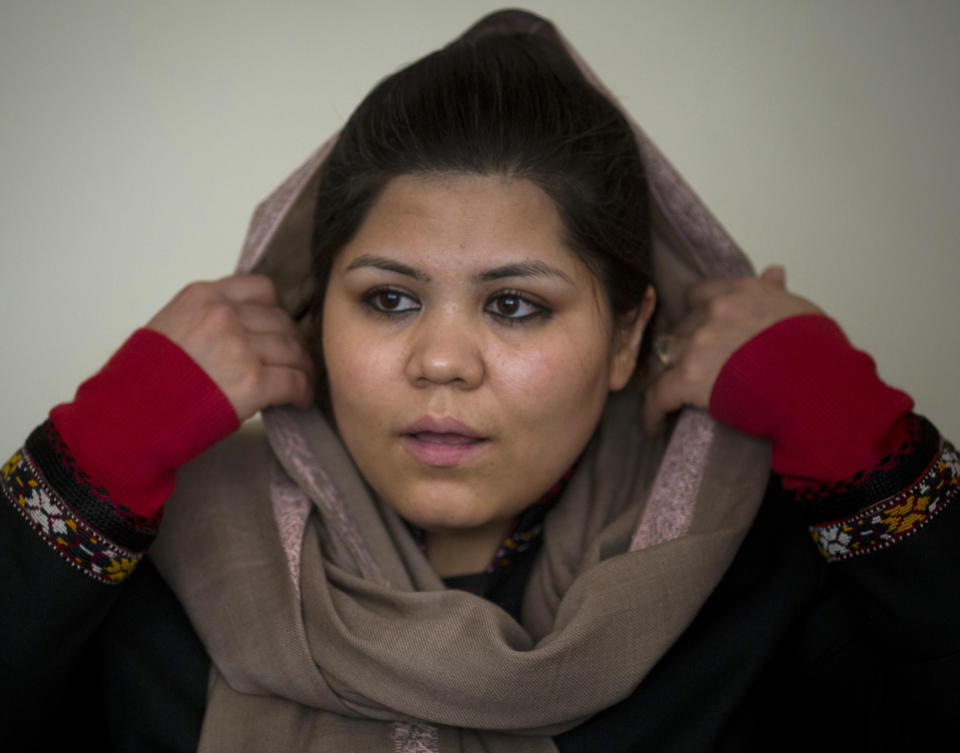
[2,10,956,752]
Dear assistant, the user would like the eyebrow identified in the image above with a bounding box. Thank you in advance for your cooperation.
[345,254,431,281]
[473,261,573,285]
[346,254,573,285]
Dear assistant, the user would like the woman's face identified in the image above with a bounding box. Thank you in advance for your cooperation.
[322,173,648,546]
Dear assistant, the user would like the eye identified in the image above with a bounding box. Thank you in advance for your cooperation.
[485,291,549,323]
[364,288,421,315]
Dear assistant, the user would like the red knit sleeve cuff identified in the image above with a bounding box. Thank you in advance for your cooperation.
[49,328,239,517]
[709,314,913,486]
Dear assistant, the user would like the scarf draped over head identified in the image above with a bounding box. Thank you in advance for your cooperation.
[150,10,770,753]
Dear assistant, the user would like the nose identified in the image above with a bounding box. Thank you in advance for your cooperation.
[404,309,484,389]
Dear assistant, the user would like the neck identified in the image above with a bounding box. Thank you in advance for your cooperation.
[425,519,513,577]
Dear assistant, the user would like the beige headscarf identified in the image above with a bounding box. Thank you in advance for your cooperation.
[151,10,770,752]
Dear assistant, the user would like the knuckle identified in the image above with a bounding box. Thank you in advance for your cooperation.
[243,365,268,397]
[744,277,771,300]
[225,334,253,365]
[707,293,736,320]
[199,301,236,331]
[178,280,213,305]
[250,274,278,302]
[688,328,711,351]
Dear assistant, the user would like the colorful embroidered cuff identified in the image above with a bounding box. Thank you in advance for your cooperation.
[0,420,158,584]
[809,435,959,562]
[793,414,937,519]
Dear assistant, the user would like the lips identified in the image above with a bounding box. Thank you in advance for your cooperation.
[400,416,490,466]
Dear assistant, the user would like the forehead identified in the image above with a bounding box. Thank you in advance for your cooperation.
[336,173,588,278]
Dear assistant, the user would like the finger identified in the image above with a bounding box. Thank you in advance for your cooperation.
[760,265,786,288]
[235,302,304,337]
[668,305,709,340]
[213,274,279,306]
[256,365,315,411]
[643,368,696,435]
[247,332,315,378]
[684,277,739,310]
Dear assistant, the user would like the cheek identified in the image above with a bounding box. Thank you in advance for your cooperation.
[322,300,389,416]
[325,326,398,415]
[494,327,612,422]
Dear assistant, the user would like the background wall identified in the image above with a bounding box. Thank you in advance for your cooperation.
[2,0,957,452]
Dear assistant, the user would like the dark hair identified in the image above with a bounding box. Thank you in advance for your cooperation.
[310,30,653,365]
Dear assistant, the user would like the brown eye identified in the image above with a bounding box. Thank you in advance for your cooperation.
[496,295,520,316]
[485,292,548,323]
[377,291,402,310]
[365,288,420,314]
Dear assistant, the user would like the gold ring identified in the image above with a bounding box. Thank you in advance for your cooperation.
[653,334,677,369]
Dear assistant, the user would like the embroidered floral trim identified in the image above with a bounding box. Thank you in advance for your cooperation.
[810,438,959,561]
[1,447,142,583]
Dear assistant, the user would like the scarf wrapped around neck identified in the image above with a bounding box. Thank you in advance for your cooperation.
[151,10,770,752]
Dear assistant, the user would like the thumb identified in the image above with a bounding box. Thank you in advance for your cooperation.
[761,265,786,288]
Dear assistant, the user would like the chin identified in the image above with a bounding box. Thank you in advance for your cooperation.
[398,502,493,534]
[387,483,503,533]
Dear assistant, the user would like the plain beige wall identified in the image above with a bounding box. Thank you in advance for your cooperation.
[2,0,957,453]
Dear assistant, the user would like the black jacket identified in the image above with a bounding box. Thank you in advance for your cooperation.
[2,416,959,752]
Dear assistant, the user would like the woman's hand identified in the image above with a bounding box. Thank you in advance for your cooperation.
[146,274,315,422]
[643,266,820,434]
